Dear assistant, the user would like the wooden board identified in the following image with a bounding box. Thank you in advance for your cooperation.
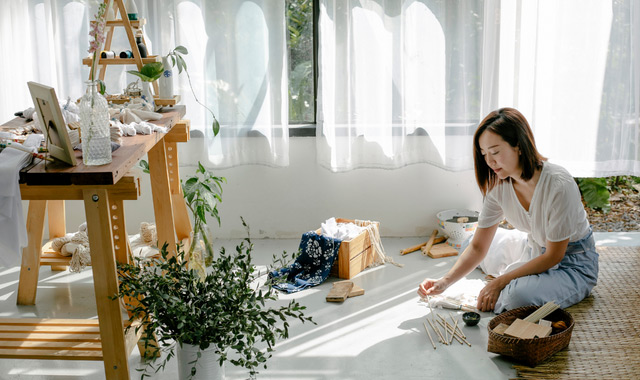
[348,285,365,298]
[503,318,552,339]
[492,323,510,335]
[427,243,459,258]
[326,281,354,302]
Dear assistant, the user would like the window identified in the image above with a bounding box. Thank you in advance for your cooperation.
[286,0,315,124]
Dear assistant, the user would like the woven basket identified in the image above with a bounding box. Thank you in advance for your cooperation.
[487,305,574,367]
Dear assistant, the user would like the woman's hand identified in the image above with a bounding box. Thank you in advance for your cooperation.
[476,278,507,312]
[418,278,449,298]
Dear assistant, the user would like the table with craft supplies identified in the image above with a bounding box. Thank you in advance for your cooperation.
[0,105,191,379]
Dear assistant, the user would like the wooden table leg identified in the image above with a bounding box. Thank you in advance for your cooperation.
[83,189,130,379]
[148,139,177,257]
[166,141,192,248]
[47,200,68,271]
[17,200,47,305]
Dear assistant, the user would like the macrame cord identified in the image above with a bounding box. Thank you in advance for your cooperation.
[355,219,403,269]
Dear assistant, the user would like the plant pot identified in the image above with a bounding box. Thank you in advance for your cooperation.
[177,343,224,380]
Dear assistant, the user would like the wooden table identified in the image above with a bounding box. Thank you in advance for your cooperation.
[0,106,192,379]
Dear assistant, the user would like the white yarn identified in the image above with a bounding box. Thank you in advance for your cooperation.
[355,219,403,269]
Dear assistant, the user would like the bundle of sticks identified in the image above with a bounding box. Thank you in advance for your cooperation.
[422,295,472,350]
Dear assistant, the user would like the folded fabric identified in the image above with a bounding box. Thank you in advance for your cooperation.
[0,143,38,268]
[269,231,342,293]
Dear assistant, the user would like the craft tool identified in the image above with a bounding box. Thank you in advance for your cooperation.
[423,322,436,350]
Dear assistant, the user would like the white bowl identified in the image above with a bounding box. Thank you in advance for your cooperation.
[436,209,480,249]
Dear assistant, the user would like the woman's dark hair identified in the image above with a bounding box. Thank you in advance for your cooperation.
[473,107,545,196]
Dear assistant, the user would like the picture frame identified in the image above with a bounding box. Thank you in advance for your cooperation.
[27,81,78,166]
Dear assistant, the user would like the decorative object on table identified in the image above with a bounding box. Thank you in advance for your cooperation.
[124,0,138,20]
[26,82,78,166]
[114,220,315,380]
[163,45,220,135]
[436,208,480,249]
[80,2,112,166]
[127,61,164,111]
[487,305,574,367]
[158,55,174,99]
[124,80,142,97]
[135,29,148,58]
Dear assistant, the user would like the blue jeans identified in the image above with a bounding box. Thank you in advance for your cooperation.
[494,229,599,313]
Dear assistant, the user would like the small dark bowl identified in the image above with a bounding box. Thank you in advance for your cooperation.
[462,312,481,326]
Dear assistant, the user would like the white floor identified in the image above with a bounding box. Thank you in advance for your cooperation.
[0,232,638,380]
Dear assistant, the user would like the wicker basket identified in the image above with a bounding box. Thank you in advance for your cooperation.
[487,305,574,367]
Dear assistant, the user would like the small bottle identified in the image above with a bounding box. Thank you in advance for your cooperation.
[135,30,148,58]
[124,0,138,21]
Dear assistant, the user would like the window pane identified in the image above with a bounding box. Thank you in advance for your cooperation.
[286,0,314,123]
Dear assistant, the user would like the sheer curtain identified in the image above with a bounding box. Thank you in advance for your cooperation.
[317,0,484,172]
[484,0,640,177]
[0,0,288,168]
[317,0,640,176]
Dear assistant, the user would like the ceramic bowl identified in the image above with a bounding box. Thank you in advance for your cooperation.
[436,209,480,249]
[462,311,481,326]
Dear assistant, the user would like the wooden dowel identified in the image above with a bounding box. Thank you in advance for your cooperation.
[449,318,458,345]
[400,241,429,255]
[427,318,447,345]
[423,322,436,350]
[437,318,471,347]
[437,319,464,345]
[420,229,439,256]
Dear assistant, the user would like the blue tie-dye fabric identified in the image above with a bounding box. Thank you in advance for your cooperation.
[270,231,342,293]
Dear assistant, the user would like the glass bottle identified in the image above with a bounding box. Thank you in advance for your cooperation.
[135,30,148,58]
[79,80,112,166]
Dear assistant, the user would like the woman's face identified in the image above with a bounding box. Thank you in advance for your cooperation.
[478,130,521,180]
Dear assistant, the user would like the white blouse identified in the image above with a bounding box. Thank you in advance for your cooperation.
[478,161,590,259]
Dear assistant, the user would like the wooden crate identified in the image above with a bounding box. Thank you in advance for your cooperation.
[317,218,379,279]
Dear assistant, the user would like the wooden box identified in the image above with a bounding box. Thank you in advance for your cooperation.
[317,218,379,279]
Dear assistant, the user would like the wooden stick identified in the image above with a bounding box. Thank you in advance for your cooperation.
[437,317,471,346]
[436,319,464,345]
[449,318,458,345]
[423,322,436,350]
[427,318,446,344]
[523,301,559,323]
[420,229,439,256]
[450,312,467,339]
[400,241,429,255]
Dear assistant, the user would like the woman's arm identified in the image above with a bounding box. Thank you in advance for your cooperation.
[418,224,498,297]
[476,238,569,311]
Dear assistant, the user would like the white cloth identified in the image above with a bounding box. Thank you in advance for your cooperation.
[320,217,365,241]
[479,228,530,277]
[0,135,42,268]
[478,161,591,263]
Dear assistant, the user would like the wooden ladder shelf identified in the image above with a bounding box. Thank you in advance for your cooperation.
[85,0,160,94]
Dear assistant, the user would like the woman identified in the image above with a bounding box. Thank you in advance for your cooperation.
[418,108,599,313]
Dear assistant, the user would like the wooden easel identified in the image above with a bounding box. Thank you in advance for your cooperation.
[84,0,160,95]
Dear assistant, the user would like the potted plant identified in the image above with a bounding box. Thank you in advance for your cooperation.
[127,61,164,111]
[116,164,313,379]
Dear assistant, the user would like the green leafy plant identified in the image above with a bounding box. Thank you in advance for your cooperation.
[114,220,314,379]
[183,162,225,267]
[127,62,165,82]
[165,46,220,136]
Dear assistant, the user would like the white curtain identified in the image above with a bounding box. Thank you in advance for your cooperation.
[317,0,640,176]
[317,0,483,172]
[0,0,288,168]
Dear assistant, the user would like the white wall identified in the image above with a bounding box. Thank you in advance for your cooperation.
[28,136,483,239]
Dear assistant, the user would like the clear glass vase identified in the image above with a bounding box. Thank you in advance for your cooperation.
[79,80,112,166]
